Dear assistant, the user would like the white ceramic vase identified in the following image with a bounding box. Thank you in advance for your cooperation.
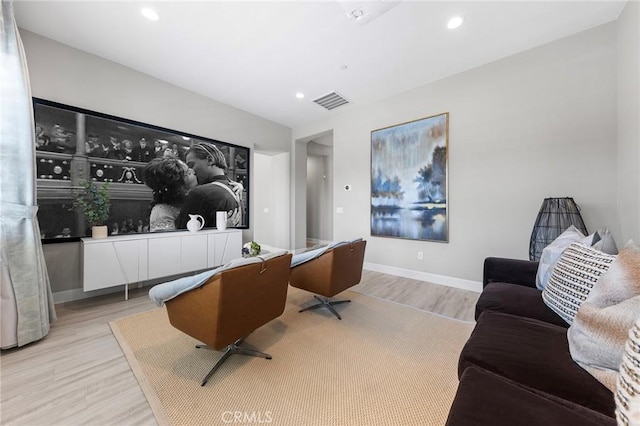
[216,211,227,230]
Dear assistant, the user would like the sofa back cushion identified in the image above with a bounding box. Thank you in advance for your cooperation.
[542,242,616,325]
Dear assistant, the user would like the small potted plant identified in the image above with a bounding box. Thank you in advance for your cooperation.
[73,180,111,238]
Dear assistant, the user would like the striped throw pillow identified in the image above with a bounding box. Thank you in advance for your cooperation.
[616,318,640,426]
[542,242,616,325]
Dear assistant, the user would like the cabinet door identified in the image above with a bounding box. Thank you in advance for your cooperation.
[223,232,242,264]
[83,240,145,291]
[148,236,182,279]
[113,240,141,283]
[207,231,242,267]
[138,239,149,281]
[181,234,208,273]
[83,242,126,291]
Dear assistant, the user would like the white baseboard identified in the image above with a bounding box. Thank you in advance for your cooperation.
[363,262,482,293]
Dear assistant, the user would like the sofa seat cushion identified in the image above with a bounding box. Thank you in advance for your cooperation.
[476,282,568,328]
[459,311,615,417]
[446,366,615,426]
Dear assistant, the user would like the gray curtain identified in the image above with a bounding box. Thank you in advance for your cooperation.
[1,0,56,349]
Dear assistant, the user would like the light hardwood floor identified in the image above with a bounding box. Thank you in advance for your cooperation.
[353,270,479,322]
[0,270,479,425]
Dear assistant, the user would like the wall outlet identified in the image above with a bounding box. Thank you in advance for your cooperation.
[344,184,352,191]
[417,251,424,260]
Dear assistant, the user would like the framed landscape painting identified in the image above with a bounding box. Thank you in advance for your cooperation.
[371,112,449,242]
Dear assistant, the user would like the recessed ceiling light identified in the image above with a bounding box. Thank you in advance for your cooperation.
[296,93,305,99]
[447,16,464,29]
[141,8,159,21]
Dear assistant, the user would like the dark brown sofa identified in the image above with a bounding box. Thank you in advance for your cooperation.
[445,257,616,426]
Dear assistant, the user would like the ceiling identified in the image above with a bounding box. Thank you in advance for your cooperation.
[14,1,626,130]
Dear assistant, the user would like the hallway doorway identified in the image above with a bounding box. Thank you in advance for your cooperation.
[306,135,333,247]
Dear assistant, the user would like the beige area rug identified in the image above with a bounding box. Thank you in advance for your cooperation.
[110,287,474,426]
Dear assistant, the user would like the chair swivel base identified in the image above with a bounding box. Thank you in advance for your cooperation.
[299,295,351,320]
[196,337,271,386]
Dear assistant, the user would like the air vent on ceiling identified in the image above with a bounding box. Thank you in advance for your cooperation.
[312,91,350,111]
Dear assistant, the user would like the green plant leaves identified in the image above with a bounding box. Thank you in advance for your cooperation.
[73,181,111,226]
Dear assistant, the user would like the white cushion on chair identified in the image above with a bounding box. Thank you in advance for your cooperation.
[290,238,362,268]
[149,251,288,307]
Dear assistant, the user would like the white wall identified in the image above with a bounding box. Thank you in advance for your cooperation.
[306,155,322,240]
[254,152,290,249]
[254,153,272,244]
[20,30,291,153]
[20,30,292,296]
[306,141,333,242]
[292,140,308,249]
[617,1,640,244]
[293,23,621,285]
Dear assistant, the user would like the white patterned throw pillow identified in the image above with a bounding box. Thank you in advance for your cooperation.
[536,226,619,290]
[542,242,616,325]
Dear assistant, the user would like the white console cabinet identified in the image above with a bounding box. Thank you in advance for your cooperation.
[82,229,242,298]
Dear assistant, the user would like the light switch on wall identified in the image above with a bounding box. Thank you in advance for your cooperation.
[263,207,269,213]
[336,207,344,214]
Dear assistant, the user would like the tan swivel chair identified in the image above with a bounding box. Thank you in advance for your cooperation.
[163,253,292,386]
[289,240,366,320]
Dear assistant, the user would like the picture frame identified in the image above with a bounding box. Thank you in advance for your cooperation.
[371,112,449,242]
[33,98,250,242]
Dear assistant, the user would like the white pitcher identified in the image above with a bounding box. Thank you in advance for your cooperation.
[216,211,227,231]
[186,214,205,232]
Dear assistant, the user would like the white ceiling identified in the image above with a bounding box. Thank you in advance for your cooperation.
[14,1,626,129]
